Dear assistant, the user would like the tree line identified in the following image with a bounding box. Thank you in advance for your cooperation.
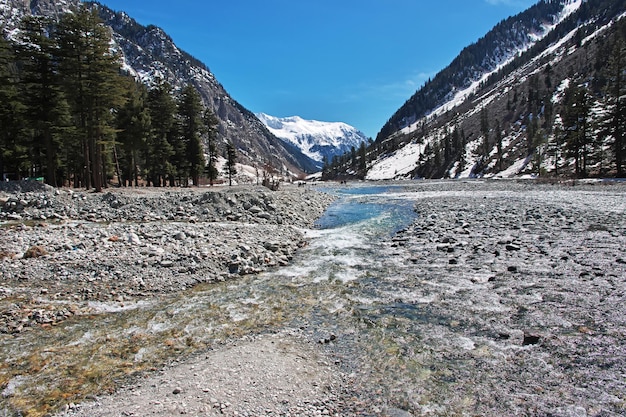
[0,7,233,191]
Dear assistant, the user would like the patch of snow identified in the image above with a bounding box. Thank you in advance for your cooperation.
[552,78,570,104]
[399,0,583,136]
[366,142,424,180]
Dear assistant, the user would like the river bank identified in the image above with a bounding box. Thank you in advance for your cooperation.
[0,182,334,333]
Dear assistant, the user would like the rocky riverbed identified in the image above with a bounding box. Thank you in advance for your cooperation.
[0,181,334,334]
[1,179,626,417]
[339,180,626,416]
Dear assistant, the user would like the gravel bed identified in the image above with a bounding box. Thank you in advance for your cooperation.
[0,182,334,333]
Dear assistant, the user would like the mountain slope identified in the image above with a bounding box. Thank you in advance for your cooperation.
[256,113,369,169]
[0,0,317,175]
[347,0,626,180]
[377,0,581,141]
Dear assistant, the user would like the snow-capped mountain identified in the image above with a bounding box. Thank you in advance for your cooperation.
[256,113,369,169]
[0,0,317,175]
[329,0,626,181]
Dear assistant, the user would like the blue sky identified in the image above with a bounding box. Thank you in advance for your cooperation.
[100,0,538,138]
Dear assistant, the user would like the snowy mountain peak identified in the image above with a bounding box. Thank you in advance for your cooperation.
[256,113,369,168]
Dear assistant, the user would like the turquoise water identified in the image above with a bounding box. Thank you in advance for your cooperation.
[314,185,417,235]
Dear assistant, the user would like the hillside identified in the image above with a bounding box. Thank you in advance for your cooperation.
[330,0,626,180]
[256,113,369,170]
[0,0,318,177]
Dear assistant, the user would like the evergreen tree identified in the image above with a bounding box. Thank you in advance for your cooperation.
[601,37,626,176]
[203,108,219,186]
[480,107,490,158]
[16,16,72,186]
[116,79,151,186]
[495,119,504,172]
[358,141,367,173]
[56,8,125,191]
[548,122,565,176]
[178,84,205,186]
[146,78,175,186]
[562,84,591,177]
[224,141,237,186]
[0,37,26,180]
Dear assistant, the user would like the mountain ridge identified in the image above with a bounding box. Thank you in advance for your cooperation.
[328,0,626,181]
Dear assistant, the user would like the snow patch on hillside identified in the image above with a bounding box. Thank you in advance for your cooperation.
[399,0,582,137]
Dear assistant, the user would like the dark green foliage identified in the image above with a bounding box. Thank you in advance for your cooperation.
[56,7,125,191]
[178,84,205,186]
[146,78,176,186]
[116,78,151,186]
[0,37,26,180]
[0,4,216,189]
[16,15,72,186]
[600,36,626,175]
[562,84,591,177]
[224,141,237,186]
[203,108,220,185]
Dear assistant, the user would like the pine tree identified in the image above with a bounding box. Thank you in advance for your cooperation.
[480,107,490,158]
[56,7,125,191]
[16,16,72,186]
[602,37,626,176]
[0,37,26,180]
[146,78,175,186]
[562,84,591,178]
[224,141,237,186]
[548,122,565,176]
[203,108,219,186]
[358,141,367,173]
[116,79,151,186]
[495,119,504,172]
[178,84,205,186]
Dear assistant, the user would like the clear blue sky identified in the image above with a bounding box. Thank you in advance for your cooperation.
[99,0,538,138]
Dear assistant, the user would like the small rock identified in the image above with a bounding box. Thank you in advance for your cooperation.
[506,243,521,251]
[23,246,48,259]
[522,333,541,346]
[127,232,141,245]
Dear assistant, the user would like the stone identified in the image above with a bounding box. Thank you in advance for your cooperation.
[256,212,272,220]
[127,232,141,245]
[522,333,541,346]
[506,243,521,251]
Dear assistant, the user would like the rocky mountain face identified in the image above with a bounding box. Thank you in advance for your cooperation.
[358,0,626,180]
[0,0,318,175]
[256,113,369,170]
